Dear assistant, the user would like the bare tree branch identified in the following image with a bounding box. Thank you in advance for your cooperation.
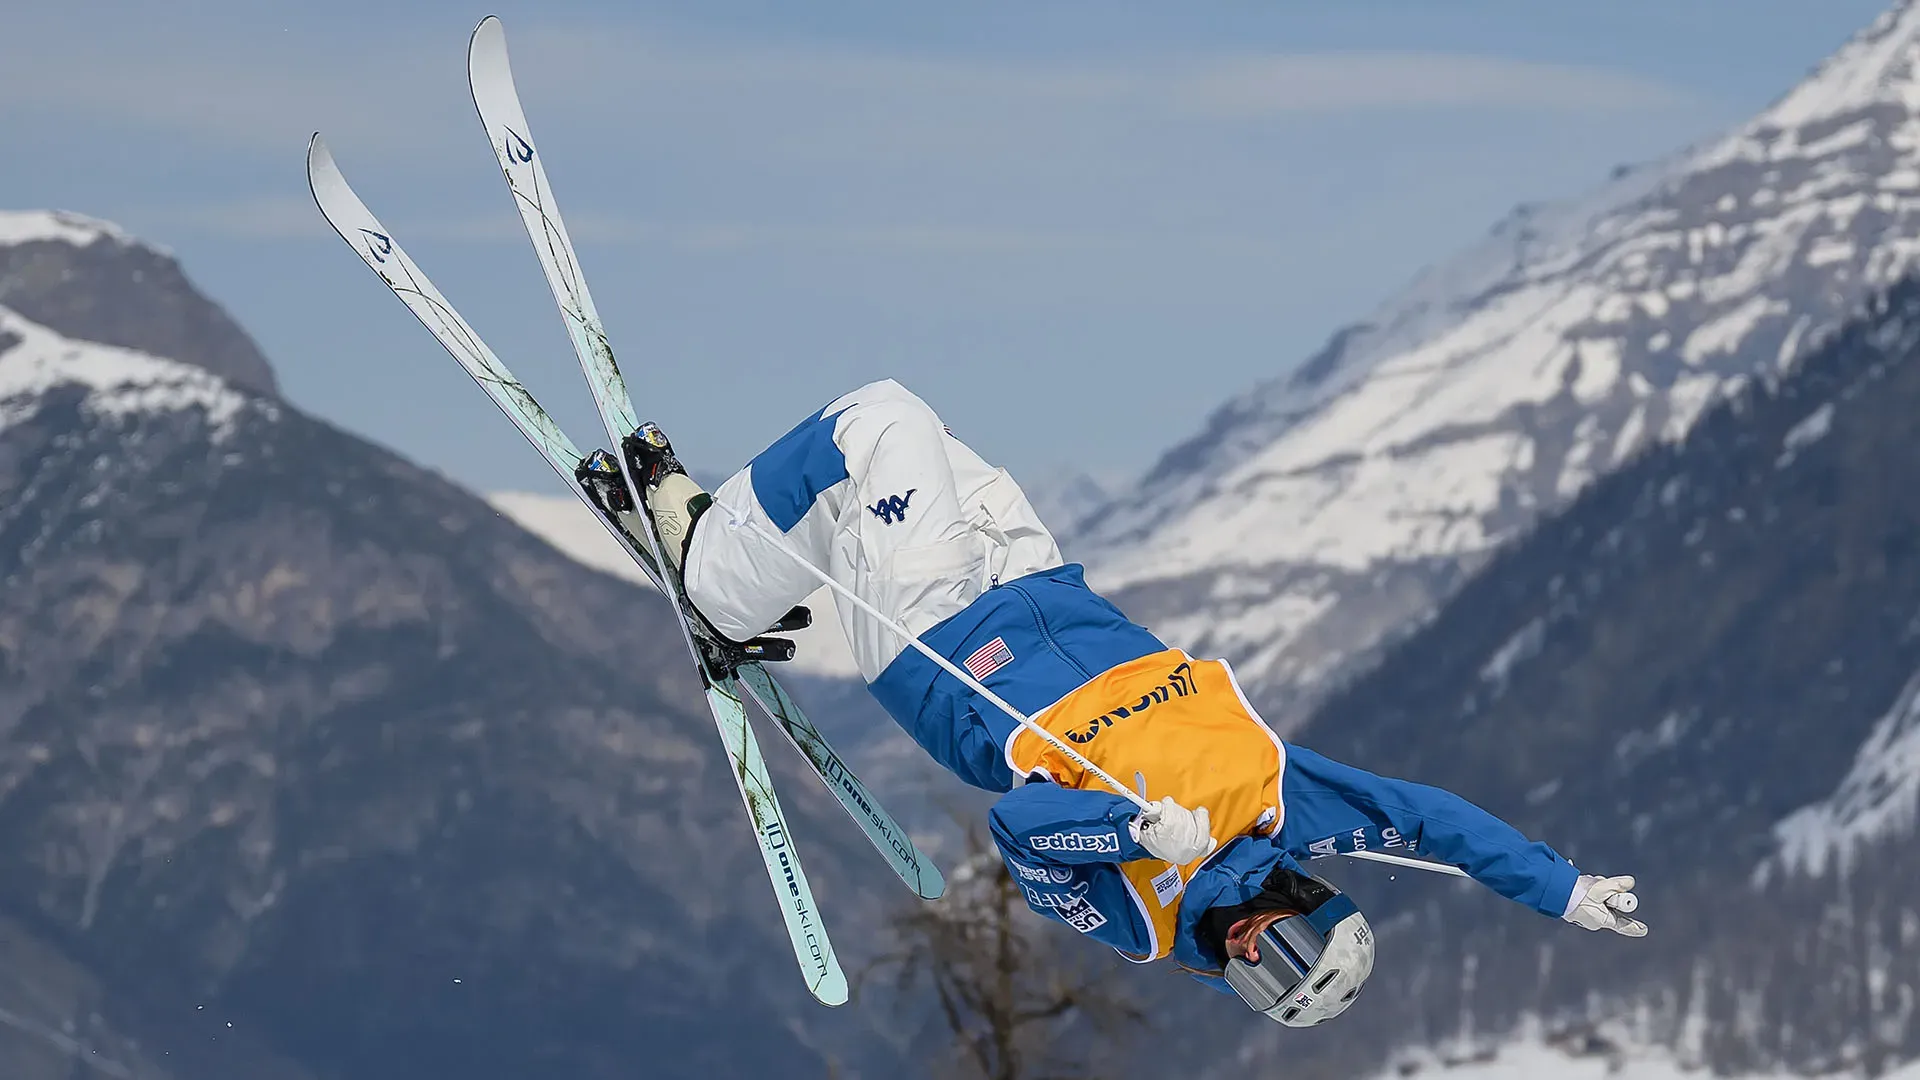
[859,815,1144,1080]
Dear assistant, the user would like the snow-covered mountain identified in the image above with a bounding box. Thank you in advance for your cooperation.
[1074,0,1920,728]
[0,305,255,439]
[1014,465,1118,536]
[0,210,278,396]
[0,208,131,248]
[1766,665,1920,880]
[1232,273,1920,1080]
[0,214,922,1080]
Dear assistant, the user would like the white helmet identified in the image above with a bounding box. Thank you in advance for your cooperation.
[1220,879,1374,1027]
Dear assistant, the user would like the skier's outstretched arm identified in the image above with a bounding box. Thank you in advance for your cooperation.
[1278,745,1646,935]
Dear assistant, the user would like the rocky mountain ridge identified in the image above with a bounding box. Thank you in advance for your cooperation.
[1230,272,1920,1079]
[1071,0,1920,731]
[0,211,277,397]
[0,215,934,1080]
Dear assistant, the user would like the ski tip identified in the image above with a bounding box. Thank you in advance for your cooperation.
[469,13,505,57]
[305,134,336,194]
[810,968,850,1008]
[918,868,948,902]
[468,14,515,110]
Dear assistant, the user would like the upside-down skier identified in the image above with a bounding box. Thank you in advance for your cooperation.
[580,379,1646,1028]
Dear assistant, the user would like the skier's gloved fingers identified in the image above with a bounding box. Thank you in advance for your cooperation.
[1134,798,1213,865]
[1589,903,1649,938]
[1563,873,1649,937]
[1592,874,1634,900]
[1195,809,1219,859]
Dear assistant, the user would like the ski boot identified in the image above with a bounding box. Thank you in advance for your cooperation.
[611,422,811,668]
[620,421,710,572]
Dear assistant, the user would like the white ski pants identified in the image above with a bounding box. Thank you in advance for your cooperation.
[684,380,1064,682]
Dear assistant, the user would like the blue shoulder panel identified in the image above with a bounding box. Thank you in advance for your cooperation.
[749,404,851,532]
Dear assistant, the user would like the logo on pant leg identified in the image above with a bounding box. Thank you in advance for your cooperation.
[868,489,917,525]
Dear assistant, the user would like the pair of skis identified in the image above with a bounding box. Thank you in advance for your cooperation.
[307,15,943,1007]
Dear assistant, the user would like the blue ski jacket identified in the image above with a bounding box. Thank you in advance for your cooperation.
[866,563,1582,977]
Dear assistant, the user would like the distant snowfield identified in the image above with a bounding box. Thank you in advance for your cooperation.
[486,490,862,677]
[0,208,130,248]
[0,306,252,439]
[1381,1035,1920,1080]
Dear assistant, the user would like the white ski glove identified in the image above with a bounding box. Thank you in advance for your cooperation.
[1129,797,1216,865]
[1562,874,1647,937]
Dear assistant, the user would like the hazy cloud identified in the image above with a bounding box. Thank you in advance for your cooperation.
[1168,52,1697,115]
[3,1,1774,501]
[0,18,1697,157]
[148,194,333,239]
[153,194,1281,261]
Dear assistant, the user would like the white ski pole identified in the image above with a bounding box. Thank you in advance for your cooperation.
[1341,849,1468,877]
[711,499,1153,813]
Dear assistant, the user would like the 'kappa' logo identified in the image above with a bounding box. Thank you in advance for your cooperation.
[868,489,916,525]
[1030,830,1120,854]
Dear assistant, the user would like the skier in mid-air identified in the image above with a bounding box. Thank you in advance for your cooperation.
[584,379,1646,1028]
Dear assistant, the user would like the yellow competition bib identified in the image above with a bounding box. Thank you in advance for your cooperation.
[1006,648,1285,960]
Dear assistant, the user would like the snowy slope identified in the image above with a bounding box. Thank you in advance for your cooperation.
[0,209,132,249]
[1379,1031,1920,1080]
[1261,268,1920,1080]
[0,305,256,439]
[487,491,663,588]
[1075,0,1920,727]
[0,207,277,395]
[1767,665,1920,879]
[1015,465,1119,536]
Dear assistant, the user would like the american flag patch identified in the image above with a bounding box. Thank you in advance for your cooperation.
[963,636,1014,680]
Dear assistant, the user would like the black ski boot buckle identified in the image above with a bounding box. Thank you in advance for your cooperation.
[697,604,812,672]
[574,449,634,514]
[620,421,682,489]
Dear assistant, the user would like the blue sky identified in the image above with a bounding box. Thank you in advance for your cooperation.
[1,0,1895,494]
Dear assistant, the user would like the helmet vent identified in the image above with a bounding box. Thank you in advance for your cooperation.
[1280,1007,1301,1023]
[1313,969,1341,993]
[1342,987,1361,1002]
